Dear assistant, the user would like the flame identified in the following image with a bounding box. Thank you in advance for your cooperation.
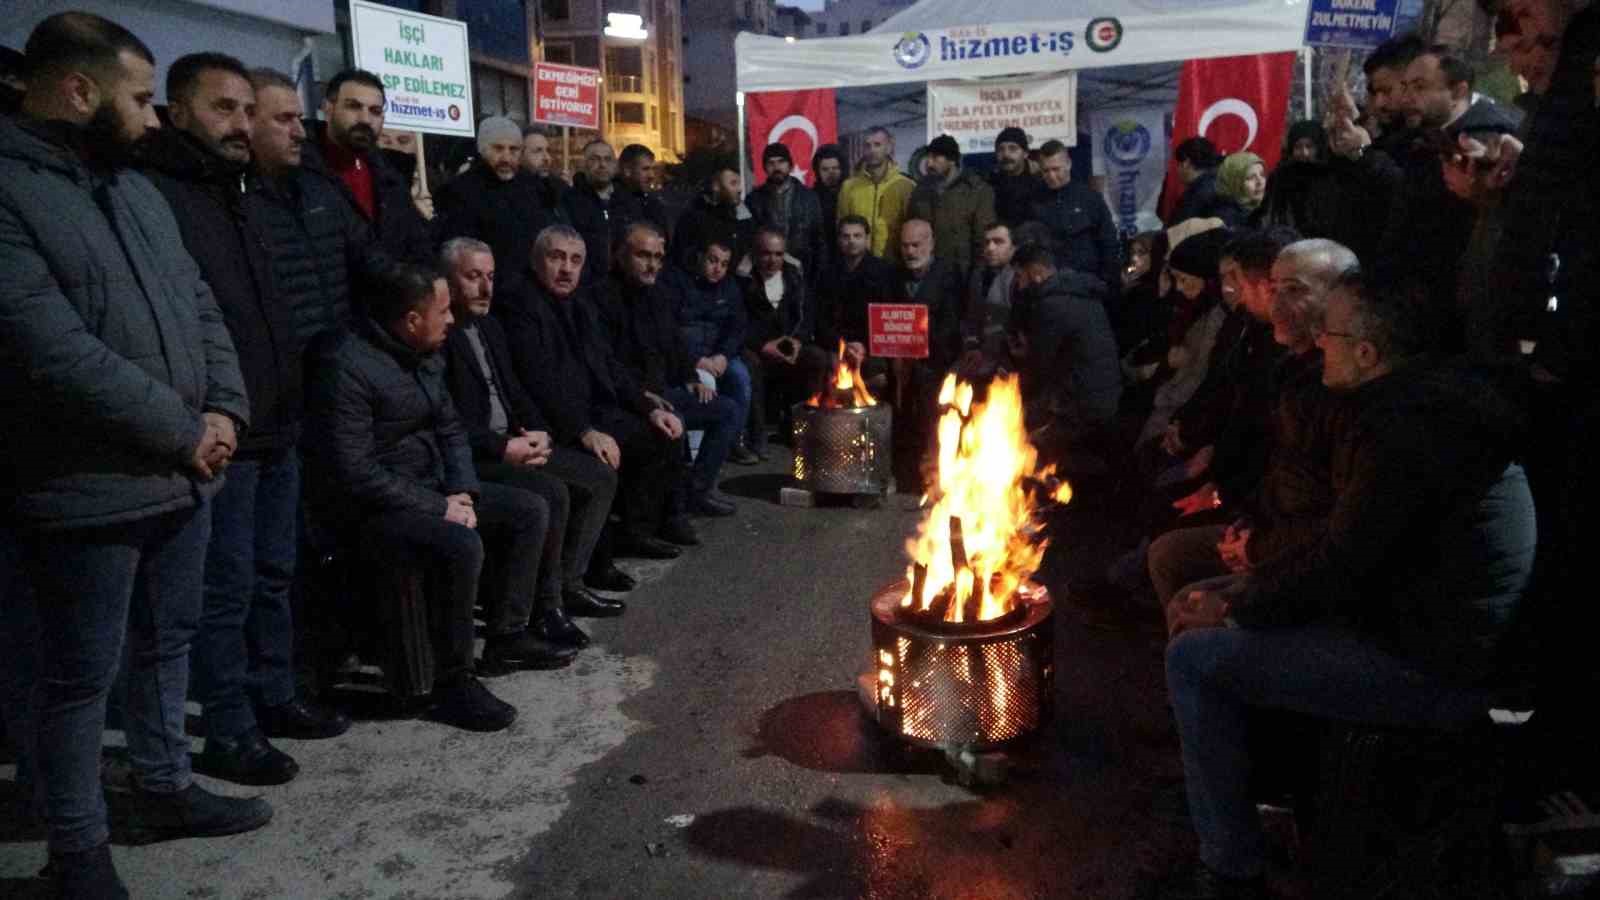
[806,340,876,409]
[902,374,1070,623]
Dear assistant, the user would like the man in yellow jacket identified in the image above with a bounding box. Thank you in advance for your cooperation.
[837,125,915,264]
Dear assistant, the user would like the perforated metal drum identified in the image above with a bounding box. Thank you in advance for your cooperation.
[790,402,893,495]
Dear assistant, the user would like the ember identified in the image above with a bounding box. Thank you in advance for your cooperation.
[806,341,876,410]
[901,374,1072,625]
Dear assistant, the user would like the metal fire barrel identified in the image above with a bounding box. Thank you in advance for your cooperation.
[869,580,1054,750]
[790,402,893,495]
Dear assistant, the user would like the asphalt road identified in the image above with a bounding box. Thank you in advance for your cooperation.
[1,453,1193,899]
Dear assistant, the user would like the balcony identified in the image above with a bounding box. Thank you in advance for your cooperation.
[606,74,648,94]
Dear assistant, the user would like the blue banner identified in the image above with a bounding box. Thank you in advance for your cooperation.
[1304,0,1400,49]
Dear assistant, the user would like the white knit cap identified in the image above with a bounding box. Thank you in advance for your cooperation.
[476,116,522,155]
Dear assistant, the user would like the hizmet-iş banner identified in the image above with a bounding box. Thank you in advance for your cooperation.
[348,0,474,137]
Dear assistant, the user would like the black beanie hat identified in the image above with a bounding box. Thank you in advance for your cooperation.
[995,126,1029,151]
[762,142,793,165]
[1167,229,1231,281]
[927,134,961,162]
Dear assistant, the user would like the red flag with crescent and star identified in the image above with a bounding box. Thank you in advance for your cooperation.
[1160,52,1296,221]
[747,89,838,188]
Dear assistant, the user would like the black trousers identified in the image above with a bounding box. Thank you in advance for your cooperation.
[478,445,617,592]
[592,406,684,540]
[743,343,831,449]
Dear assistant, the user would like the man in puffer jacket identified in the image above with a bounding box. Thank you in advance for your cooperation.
[659,237,754,460]
[0,14,261,896]
[837,125,915,263]
[906,133,997,279]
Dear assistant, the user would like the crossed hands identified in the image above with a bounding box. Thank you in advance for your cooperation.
[189,412,237,480]
[503,428,553,467]
[444,492,476,528]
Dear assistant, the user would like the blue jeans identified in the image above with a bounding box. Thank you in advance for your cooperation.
[717,358,753,446]
[17,501,210,853]
[0,526,39,795]
[1165,623,1493,880]
[194,450,300,740]
[665,384,741,497]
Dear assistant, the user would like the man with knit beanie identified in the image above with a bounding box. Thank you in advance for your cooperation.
[907,133,996,277]
[434,116,568,293]
[745,141,825,280]
[990,125,1042,227]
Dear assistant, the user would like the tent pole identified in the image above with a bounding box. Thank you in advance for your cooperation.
[1303,47,1315,120]
[736,91,747,199]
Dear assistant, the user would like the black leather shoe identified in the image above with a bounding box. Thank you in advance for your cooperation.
[689,492,736,517]
[257,696,351,740]
[614,534,681,559]
[1151,861,1266,900]
[481,629,577,673]
[659,516,700,546]
[430,676,516,732]
[537,607,593,648]
[562,588,625,619]
[130,782,273,839]
[728,444,761,465]
[584,565,637,592]
[45,842,128,900]
[193,728,299,786]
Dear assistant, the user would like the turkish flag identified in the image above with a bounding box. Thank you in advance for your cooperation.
[746,89,837,188]
[1161,52,1296,221]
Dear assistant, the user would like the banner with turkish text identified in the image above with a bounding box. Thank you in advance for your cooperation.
[1160,52,1295,222]
[747,89,838,188]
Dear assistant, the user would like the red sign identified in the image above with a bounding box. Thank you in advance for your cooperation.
[868,303,929,359]
[746,89,838,187]
[1161,52,1296,221]
[533,62,600,130]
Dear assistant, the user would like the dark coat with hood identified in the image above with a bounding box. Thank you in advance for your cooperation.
[142,128,298,456]
[433,161,568,292]
[1007,270,1122,429]
[300,121,432,265]
[303,317,477,530]
[0,116,248,532]
[673,192,753,272]
[745,175,826,279]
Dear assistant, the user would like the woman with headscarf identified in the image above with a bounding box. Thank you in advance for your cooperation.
[1257,121,1337,236]
[1200,151,1267,227]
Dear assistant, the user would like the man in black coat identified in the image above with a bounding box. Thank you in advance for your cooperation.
[1169,137,1222,226]
[673,159,753,272]
[612,143,672,244]
[889,219,965,492]
[439,237,621,658]
[989,126,1043,228]
[304,263,536,732]
[495,225,695,558]
[601,223,742,516]
[299,69,432,265]
[1032,139,1122,297]
[0,15,261,891]
[434,116,567,294]
[563,139,621,283]
[745,142,826,281]
[742,228,831,453]
[143,52,348,789]
[815,214,897,360]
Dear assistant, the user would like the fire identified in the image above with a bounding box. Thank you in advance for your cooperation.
[806,340,876,409]
[903,374,1071,623]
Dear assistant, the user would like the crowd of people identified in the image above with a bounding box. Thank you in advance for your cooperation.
[0,4,1595,898]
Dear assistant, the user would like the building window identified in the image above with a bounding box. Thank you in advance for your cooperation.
[542,0,570,21]
[544,42,574,64]
[473,65,528,122]
[815,22,828,35]
[861,20,872,32]
[840,22,850,35]
[614,102,646,125]
[650,105,658,130]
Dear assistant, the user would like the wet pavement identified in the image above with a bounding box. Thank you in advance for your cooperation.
[1,453,1195,899]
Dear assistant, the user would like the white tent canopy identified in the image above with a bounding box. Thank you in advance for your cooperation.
[734,0,1308,172]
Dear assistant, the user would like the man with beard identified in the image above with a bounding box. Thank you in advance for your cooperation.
[815,214,897,364]
[837,125,915,263]
[962,221,1019,367]
[439,237,620,660]
[563,139,621,283]
[497,225,695,557]
[741,228,831,454]
[746,142,826,280]
[142,52,350,790]
[1360,33,1427,153]
[812,143,847,236]
[434,116,567,292]
[301,68,432,264]
[907,133,997,278]
[0,13,265,896]
[611,143,672,247]
[672,158,753,272]
[603,223,743,516]
[989,126,1042,227]
[889,219,966,492]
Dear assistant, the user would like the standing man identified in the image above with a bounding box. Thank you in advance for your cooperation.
[521,124,556,178]
[497,225,695,557]
[746,141,826,280]
[1169,137,1223,226]
[1032,138,1122,297]
[0,13,267,895]
[812,143,847,236]
[434,116,567,291]
[143,52,349,789]
[612,143,672,247]
[989,126,1041,227]
[962,221,1020,366]
[563,139,620,283]
[838,125,915,263]
[302,68,432,263]
[673,158,752,272]
[907,133,997,278]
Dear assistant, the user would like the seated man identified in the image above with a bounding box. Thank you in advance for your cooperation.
[602,223,742,517]
[815,214,896,365]
[495,225,694,558]
[741,227,830,453]
[1157,272,1537,897]
[303,262,532,732]
[1004,242,1122,464]
[438,238,624,659]
[658,238,755,461]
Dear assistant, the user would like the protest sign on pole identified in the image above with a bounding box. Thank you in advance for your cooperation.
[1304,0,1401,49]
[533,62,602,131]
[348,0,474,137]
[868,303,930,359]
[1089,106,1168,237]
[925,72,1076,153]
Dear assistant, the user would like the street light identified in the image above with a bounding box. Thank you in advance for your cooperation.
[604,13,648,40]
